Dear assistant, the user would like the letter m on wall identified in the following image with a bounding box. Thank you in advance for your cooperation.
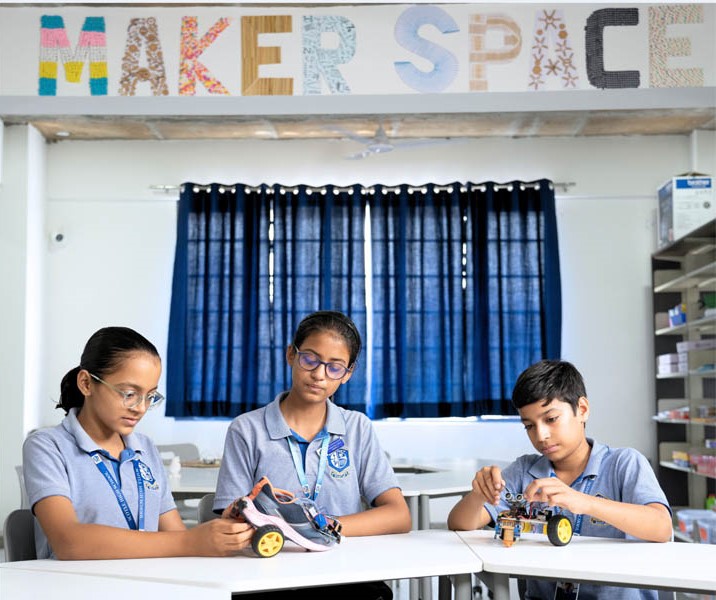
[39,15,108,95]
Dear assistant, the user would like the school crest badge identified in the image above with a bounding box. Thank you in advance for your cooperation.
[328,448,350,478]
[137,460,159,490]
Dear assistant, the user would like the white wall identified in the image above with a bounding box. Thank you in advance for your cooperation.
[3,128,713,527]
[0,124,46,522]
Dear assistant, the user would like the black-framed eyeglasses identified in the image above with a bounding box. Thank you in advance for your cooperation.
[293,347,351,380]
[90,373,164,410]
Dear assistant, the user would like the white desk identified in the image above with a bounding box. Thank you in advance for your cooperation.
[0,530,480,600]
[168,466,220,499]
[457,529,716,600]
[168,458,480,600]
[168,460,477,529]
[0,567,226,600]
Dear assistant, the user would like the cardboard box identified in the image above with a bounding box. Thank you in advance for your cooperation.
[657,174,715,248]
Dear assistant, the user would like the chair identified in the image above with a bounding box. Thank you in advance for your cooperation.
[15,465,30,509]
[157,443,201,464]
[157,443,202,525]
[3,509,37,561]
[198,493,220,523]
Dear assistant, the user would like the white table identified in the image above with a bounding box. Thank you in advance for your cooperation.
[0,530,480,600]
[0,567,227,600]
[168,459,479,600]
[457,529,716,600]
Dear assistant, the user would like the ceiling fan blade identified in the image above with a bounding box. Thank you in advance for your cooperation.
[323,125,374,145]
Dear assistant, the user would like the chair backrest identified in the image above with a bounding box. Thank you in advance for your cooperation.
[3,509,37,561]
[15,465,30,509]
[198,493,219,523]
[156,443,201,463]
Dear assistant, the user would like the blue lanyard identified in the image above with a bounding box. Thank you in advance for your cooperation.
[287,431,330,503]
[550,471,595,536]
[90,452,146,531]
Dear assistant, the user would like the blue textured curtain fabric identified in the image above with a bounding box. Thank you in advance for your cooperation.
[269,184,367,412]
[369,180,560,418]
[167,179,559,419]
[166,183,366,417]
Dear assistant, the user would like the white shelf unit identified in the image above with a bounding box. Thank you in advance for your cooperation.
[651,219,716,540]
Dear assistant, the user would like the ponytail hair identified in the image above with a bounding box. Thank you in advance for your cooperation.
[56,326,159,415]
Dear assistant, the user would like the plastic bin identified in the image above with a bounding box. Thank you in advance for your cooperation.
[676,509,715,536]
[697,513,716,544]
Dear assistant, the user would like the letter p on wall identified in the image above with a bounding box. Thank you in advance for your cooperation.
[469,14,521,91]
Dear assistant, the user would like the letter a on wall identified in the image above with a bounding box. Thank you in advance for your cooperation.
[528,9,579,90]
[119,17,169,96]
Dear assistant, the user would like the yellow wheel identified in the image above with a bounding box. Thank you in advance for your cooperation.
[252,525,284,558]
[547,515,573,546]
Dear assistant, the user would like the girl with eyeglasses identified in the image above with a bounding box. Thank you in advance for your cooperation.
[23,326,253,560]
[215,311,411,599]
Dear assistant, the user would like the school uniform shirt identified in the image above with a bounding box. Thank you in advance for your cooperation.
[483,438,671,600]
[22,407,175,559]
[214,393,400,516]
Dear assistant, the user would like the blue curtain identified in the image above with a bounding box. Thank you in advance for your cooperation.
[369,180,560,418]
[166,183,366,417]
[167,179,560,419]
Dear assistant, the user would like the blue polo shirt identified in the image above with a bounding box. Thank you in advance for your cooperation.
[23,408,176,559]
[483,438,671,600]
[214,393,400,516]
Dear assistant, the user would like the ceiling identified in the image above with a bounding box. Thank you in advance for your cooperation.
[4,106,715,143]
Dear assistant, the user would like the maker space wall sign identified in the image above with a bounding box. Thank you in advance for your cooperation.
[0,3,713,97]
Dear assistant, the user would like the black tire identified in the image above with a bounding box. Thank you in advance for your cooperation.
[547,515,573,546]
[252,524,284,558]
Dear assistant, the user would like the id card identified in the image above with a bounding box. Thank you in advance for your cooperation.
[554,581,579,600]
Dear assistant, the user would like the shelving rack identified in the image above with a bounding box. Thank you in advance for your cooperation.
[651,218,716,543]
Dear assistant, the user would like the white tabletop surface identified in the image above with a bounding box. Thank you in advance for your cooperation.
[0,530,481,596]
[457,529,716,595]
[0,568,226,600]
[168,457,487,497]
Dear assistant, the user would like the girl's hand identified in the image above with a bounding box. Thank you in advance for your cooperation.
[472,465,505,505]
[222,499,247,522]
[189,518,254,556]
[524,477,591,514]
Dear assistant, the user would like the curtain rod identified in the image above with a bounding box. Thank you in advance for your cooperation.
[149,181,576,195]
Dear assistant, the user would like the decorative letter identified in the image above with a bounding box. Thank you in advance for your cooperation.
[119,17,169,96]
[303,16,356,95]
[468,14,521,91]
[528,10,579,90]
[585,9,640,89]
[394,6,459,93]
[39,15,107,96]
[241,15,293,96]
[179,16,231,96]
[649,4,704,87]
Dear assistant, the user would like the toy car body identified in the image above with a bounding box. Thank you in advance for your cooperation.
[494,492,573,547]
[229,477,342,558]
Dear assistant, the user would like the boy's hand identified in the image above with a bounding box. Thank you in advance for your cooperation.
[524,477,592,514]
[472,466,505,505]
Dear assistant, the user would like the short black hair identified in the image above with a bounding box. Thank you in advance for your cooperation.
[292,310,362,367]
[511,359,586,414]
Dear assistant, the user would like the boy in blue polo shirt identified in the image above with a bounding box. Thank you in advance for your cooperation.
[448,359,672,600]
